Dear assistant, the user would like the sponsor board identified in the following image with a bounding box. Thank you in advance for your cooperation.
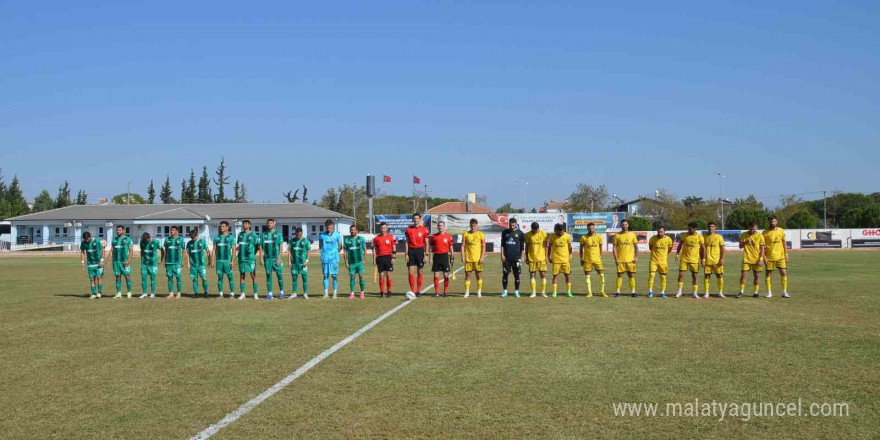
[800,230,843,249]
[851,229,880,248]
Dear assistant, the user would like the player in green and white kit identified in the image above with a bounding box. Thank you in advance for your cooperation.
[237,220,260,299]
[287,227,310,299]
[343,225,367,299]
[110,225,134,298]
[212,220,236,298]
[163,226,185,298]
[139,232,163,298]
[80,231,105,299]
[185,228,210,297]
[259,219,285,299]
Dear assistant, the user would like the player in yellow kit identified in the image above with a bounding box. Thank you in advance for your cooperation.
[547,223,573,297]
[524,222,549,297]
[579,222,606,297]
[647,227,673,298]
[703,221,726,298]
[675,222,706,298]
[763,215,790,298]
[739,221,766,298]
[612,219,639,297]
[461,218,486,298]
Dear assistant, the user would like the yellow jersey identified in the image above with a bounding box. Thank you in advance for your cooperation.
[763,228,786,261]
[462,230,485,263]
[613,232,638,263]
[740,231,765,264]
[579,233,603,263]
[648,235,672,265]
[704,233,725,265]
[679,232,705,264]
[548,232,572,263]
[524,229,548,262]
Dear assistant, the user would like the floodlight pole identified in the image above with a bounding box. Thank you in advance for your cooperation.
[823,190,827,228]
[718,172,725,230]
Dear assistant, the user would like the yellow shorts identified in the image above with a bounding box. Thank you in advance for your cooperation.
[766,259,787,270]
[704,264,724,275]
[648,262,668,274]
[528,260,547,273]
[742,263,763,272]
[679,262,700,273]
[465,262,483,272]
[552,262,571,276]
[581,261,603,272]
[616,262,637,273]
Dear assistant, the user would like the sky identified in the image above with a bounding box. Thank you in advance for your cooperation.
[1,1,879,210]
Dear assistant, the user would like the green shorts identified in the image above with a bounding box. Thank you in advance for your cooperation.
[166,264,182,278]
[264,259,284,276]
[348,262,365,276]
[113,262,131,277]
[190,265,208,280]
[87,264,104,280]
[290,263,308,276]
[141,265,158,278]
[238,260,256,274]
[216,261,233,276]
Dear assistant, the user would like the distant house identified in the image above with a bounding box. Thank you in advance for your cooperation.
[427,201,494,215]
[611,196,656,217]
[540,199,568,213]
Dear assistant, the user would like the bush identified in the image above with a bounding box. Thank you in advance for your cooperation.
[626,216,653,231]
[786,210,817,229]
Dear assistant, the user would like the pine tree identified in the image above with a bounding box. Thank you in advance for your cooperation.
[54,181,72,209]
[238,182,248,203]
[160,175,173,204]
[214,158,230,202]
[5,176,28,217]
[34,190,54,212]
[233,181,241,203]
[76,189,88,205]
[186,169,197,203]
[198,166,212,203]
[147,180,156,204]
[181,179,190,203]
[0,169,7,219]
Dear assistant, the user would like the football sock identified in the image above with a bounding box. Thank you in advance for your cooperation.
[586,275,592,295]
[553,283,557,294]
[379,278,385,294]
[541,278,547,293]
[616,277,623,292]
[125,278,131,292]
[781,276,788,292]
[142,277,148,293]
[323,277,329,291]
[629,277,636,293]
[417,274,423,292]
[599,273,605,293]
[477,279,483,292]
[648,272,656,291]
[765,276,772,293]
[350,276,356,292]
[116,280,121,293]
[168,279,174,293]
[678,281,684,291]
[434,276,440,294]
[332,276,338,291]
[192,280,199,294]
[240,282,246,293]
[704,278,710,294]
[660,274,667,292]
[302,275,308,293]
[386,277,392,292]
[502,273,509,290]
[514,272,520,290]
[202,279,209,294]
[97,283,103,293]
[566,282,572,293]
[443,276,450,294]
[90,285,97,295]
[530,278,536,294]
[753,284,760,294]
[718,278,724,293]
[252,283,258,294]
[409,275,416,292]
[464,280,471,293]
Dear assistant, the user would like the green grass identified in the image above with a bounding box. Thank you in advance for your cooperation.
[1,251,878,439]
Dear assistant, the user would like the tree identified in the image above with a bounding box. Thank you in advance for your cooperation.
[54,181,72,209]
[566,184,609,212]
[185,169,197,203]
[839,204,880,228]
[112,193,147,204]
[626,216,653,231]
[319,187,341,213]
[786,210,818,229]
[725,206,770,230]
[147,180,156,204]
[5,176,29,217]
[475,193,489,207]
[75,189,88,205]
[160,175,174,204]
[232,181,248,203]
[33,190,54,212]
[496,202,522,213]
[214,158,230,202]
[233,181,241,203]
[0,170,7,219]
[198,166,212,203]
[682,196,704,207]
[180,179,189,203]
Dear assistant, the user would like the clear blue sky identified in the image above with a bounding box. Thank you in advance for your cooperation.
[2,1,878,209]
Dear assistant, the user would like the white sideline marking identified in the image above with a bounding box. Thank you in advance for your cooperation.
[190,266,463,440]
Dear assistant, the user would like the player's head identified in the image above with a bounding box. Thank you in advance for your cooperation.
[242,220,251,231]
[657,226,666,237]
[437,220,446,233]
[325,219,334,233]
[768,215,778,228]
[170,226,179,237]
[554,223,564,234]
[412,213,421,226]
[219,220,229,233]
[266,218,275,230]
[621,219,630,231]
[687,221,698,233]
[530,222,539,232]
[83,231,92,242]
[116,225,125,235]
[749,221,759,232]
[142,232,151,241]
[295,227,303,238]
[350,224,358,235]
[587,222,596,234]
[508,218,518,230]
[469,218,478,232]
[708,221,717,233]
[189,228,199,239]
[379,222,388,234]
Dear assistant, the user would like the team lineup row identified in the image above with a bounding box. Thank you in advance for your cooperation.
[79,213,791,300]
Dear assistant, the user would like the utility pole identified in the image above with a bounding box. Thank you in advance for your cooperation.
[126,181,131,205]
[352,182,357,229]
[424,184,429,214]
[718,172,725,230]
[823,190,827,228]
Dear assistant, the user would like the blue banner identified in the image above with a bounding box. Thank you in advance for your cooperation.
[568,212,626,239]
[375,214,431,241]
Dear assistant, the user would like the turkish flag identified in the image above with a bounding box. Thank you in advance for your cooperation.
[383,175,391,183]
[413,175,421,184]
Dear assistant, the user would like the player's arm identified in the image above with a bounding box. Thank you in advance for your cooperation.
[783,232,789,262]
[159,244,165,265]
[519,235,525,262]
[500,232,506,262]
[567,240,572,261]
[126,240,133,266]
[739,236,746,250]
[718,242,725,265]
[343,240,349,268]
[405,231,410,262]
[612,240,619,264]
[760,243,767,265]
[674,240,683,262]
[480,237,486,263]
[700,243,706,267]
[257,237,264,266]
[460,237,466,263]
[579,240,584,264]
[184,245,190,269]
[230,240,235,269]
[633,238,639,262]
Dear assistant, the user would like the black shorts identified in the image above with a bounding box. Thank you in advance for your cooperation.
[407,248,425,268]
[376,255,394,272]
[502,259,522,275]
[432,253,451,273]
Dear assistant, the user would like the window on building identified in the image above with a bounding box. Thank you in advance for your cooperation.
[98,227,105,237]
[311,225,316,233]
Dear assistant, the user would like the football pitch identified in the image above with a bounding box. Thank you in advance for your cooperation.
[1,251,877,439]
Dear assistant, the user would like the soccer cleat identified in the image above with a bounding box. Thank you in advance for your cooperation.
[600,292,608,298]
[463,292,470,298]
[529,292,537,298]
[703,293,710,299]
[782,292,790,298]
[477,292,482,298]
[265,294,274,300]
[737,292,744,298]
[360,292,365,299]
[586,293,593,298]
[127,292,132,299]
[692,293,700,299]
[332,292,338,299]
[140,293,148,299]
[675,292,682,298]
[149,293,155,298]
[501,291,508,298]
[168,293,175,299]
[631,293,638,298]
[114,293,123,299]
[541,293,548,298]
[218,292,224,299]
[552,292,557,298]
[660,293,667,298]
[752,293,760,298]
[647,292,654,298]
[96,293,102,298]
[279,293,285,299]
[253,293,259,300]
[323,293,330,299]
[718,293,726,299]
[89,294,97,299]
[514,291,520,298]
[566,292,573,298]
[614,292,620,297]
[238,293,245,300]
[176,293,182,299]
[291,293,298,299]
[349,293,356,299]
[303,293,309,299]
[766,292,773,298]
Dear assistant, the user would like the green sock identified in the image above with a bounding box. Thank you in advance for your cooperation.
[168,279,174,292]
[291,277,298,293]
[302,276,308,293]
[240,282,245,294]
[192,280,199,294]
[115,280,121,293]
[176,277,182,292]
[90,285,96,294]
[359,278,366,292]
[150,277,156,294]
[125,278,132,292]
[350,276,356,292]
[202,279,209,294]
[97,283,103,293]
[266,275,273,293]
[277,273,284,291]
[253,283,259,294]
[227,274,235,293]
[141,277,148,293]
[218,278,224,292]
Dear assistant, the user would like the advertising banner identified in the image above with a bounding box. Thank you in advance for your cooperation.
[430,214,506,234]
[800,230,843,249]
[568,212,626,239]
[375,214,431,241]
[851,229,880,248]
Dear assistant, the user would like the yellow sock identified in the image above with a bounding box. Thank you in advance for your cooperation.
[530,278,536,293]
[648,272,656,291]
[566,282,571,293]
[678,281,684,291]
[616,277,623,292]
[586,275,592,295]
[718,278,724,293]
[660,274,667,292]
[541,278,547,293]
[464,280,471,293]
[477,280,483,292]
[704,278,710,293]
[765,277,772,293]
[553,283,557,294]
[599,273,605,294]
[740,283,746,293]
[753,284,760,294]
[781,276,788,292]
[693,283,699,294]
[628,277,636,293]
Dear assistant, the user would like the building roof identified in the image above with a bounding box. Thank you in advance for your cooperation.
[8,203,354,222]
[426,201,493,215]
